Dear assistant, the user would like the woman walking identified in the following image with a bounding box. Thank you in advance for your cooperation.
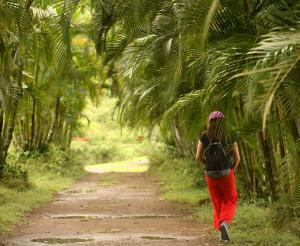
[196,111,240,242]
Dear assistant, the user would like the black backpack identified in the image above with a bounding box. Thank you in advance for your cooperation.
[203,134,230,178]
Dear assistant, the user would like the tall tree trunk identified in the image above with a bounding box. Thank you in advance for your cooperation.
[239,143,252,188]
[54,112,64,144]
[0,60,23,177]
[250,151,257,200]
[25,0,34,10]
[243,143,257,198]
[289,118,299,141]
[17,119,25,149]
[258,131,279,201]
[0,110,17,166]
[46,97,60,145]
[61,123,69,150]
[33,113,41,150]
[29,49,39,151]
[0,111,3,143]
[29,97,36,151]
[244,0,249,18]
[67,126,73,148]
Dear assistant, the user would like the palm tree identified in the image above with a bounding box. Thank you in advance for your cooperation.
[0,0,81,175]
[13,0,100,152]
[0,0,32,176]
[91,0,300,223]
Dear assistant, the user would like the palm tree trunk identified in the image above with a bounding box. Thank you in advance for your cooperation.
[0,60,23,177]
[258,131,279,201]
[41,121,51,148]
[289,118,300,163]
[67,127,73,148]
[243,143,257,197]
[29,97,36,151]
[0,111,16,161]
[17,119,25,149]
[25,0,34,10]
[250,151,257,199]
[289,118,299,141]
[239,143,252,187]
[244,0,249,18]
[33,114,41,150]
[0,111,3,142]
[46,97,60,144]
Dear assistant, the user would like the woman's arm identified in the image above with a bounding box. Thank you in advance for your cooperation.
[196,140,205,164]
[232,142,240,169]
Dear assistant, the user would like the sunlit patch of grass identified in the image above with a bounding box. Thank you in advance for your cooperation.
[85,158,149,173]
[91,156,148,166]
[163,189,209,206]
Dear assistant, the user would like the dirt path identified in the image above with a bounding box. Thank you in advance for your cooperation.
[3,164,219,245]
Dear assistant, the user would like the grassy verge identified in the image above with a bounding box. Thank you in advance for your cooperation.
[149,148,300,245]
[0,146,86,236]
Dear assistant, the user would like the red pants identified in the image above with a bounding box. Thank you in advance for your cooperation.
[205,169,238,230]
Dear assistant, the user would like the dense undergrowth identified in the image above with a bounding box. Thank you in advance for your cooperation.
[149,147,300,245]
[0,146,86,236]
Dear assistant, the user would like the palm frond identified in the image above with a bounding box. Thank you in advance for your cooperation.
[202,0,221,48]
[51,0,80,67]
[233,28,300,134]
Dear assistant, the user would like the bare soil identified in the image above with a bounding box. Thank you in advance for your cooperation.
[2,169,220,245]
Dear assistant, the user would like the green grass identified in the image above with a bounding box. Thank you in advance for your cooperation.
[0,173,76,235]
[191,203,300,245]
[149,149,300,245]
[149,149,208,205]
[0,147,86,236]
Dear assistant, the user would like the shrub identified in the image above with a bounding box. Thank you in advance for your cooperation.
[0,164,30,191]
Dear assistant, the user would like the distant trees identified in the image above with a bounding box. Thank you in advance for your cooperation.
[91,0,300,223]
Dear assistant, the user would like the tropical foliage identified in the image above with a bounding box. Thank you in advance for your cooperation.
[90,0,300,224]
[0,0,100,176]
[1,0,299,229]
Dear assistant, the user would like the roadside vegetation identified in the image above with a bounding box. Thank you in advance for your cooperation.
[0,0,97,236]
[149,148,300,245]
[0,147,86,235]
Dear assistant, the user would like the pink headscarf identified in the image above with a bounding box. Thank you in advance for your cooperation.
[208,111,224,120]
